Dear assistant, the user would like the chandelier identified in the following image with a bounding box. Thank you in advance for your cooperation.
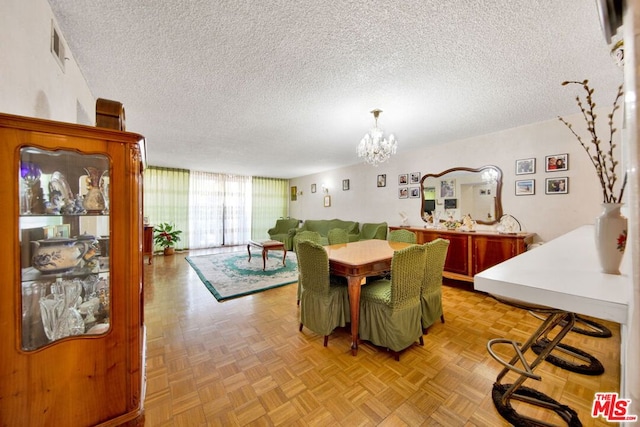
[357,109,397,166]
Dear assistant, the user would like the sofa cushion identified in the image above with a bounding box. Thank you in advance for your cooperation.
[297,219,360,245]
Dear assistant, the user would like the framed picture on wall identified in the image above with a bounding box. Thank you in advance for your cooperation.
[545,153,569,172]
[444,199,457,209]
[377,174,386,187]
[398,174,408,185]
[409,187,420,198]
[516,158,535,175]
[311,183,316,193]
[290,186,297,201]
[545,177,569,194]
[342,179,350,191]
[324,195,331,207]
[440,179,455,198]
[515,179,535,196]
[398,187,408,199]
[410,172,421,184]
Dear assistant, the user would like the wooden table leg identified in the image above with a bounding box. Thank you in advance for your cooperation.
[261,247,267,271]
[247,244,252,262]
[282,248,287,267]
[347,276,363,356]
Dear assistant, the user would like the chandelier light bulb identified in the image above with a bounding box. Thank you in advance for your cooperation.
[357,109,398,167]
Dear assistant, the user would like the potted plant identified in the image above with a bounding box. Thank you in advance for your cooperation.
[154,222,182,255]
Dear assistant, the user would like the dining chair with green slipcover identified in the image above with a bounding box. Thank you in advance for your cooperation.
[293,230,322,305]
[358,244,425,360]
[293,230,322,251]
[388,229,417,244]
[327,228,349,245]
[421,238,450,333]
[297,240,351,346]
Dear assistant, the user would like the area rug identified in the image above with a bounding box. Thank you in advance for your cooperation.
[186,250,298,302]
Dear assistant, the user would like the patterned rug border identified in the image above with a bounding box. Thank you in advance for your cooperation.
[186,251,297,302]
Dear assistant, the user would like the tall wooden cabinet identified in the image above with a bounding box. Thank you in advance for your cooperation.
[0,113,146,426]
[389,226,535,282]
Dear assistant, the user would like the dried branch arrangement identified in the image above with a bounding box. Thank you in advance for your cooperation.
[558,80,626,203]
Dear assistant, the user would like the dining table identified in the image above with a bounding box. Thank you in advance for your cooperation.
[325,239,413,355]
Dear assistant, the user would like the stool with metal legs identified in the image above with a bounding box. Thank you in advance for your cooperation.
[529,311,612,338]
[486,295,582,426]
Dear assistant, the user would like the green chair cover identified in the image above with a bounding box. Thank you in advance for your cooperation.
[327,228,349,245]
[297,240,350,346]
[388,229,417,244]
[293,230,322,251]
[267,218,300,250]
[421,239,450,332]
[359,222,388,240]
[359,244,425,359]
[293,230,322,304]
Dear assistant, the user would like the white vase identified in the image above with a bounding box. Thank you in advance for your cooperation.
[595,203,627,275]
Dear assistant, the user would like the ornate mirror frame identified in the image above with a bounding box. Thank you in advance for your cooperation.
[419,165,503,225]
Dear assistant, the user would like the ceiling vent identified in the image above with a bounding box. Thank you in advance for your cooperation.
[50,20,66,72]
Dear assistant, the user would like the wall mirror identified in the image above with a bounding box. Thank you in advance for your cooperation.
[420,165,503,225]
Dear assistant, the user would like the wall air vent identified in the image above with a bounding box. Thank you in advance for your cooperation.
[50,20,66,72]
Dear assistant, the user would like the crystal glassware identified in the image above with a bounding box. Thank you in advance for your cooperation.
[20,161,41,214]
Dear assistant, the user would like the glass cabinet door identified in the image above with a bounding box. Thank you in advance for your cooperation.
[19,147,111,351]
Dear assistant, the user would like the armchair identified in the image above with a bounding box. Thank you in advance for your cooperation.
[267,218,300,250]
[359,222,388,240]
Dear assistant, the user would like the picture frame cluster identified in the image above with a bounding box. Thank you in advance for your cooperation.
[398,172,420,199]
[515,153,569,196]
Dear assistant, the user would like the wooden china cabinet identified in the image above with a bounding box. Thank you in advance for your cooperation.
[0,113,146,426]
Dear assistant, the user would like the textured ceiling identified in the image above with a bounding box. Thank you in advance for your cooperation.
[47,0,623,178]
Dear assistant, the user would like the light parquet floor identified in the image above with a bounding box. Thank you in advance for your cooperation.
[142,247,621,426]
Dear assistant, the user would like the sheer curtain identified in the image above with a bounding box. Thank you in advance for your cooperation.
[143,167,190,250]
[189,171,225,248]
[145,168,282,250]
[223,174,252,245]
[188,172,252,248]
[251,177,289,240]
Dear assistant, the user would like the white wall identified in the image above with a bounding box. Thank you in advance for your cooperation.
[0,0,94,123]
[289,109,624,244]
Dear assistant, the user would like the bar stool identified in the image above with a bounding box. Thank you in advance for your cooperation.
[486,295,582,426]
[529,311,612,337]
[527,312,606,375]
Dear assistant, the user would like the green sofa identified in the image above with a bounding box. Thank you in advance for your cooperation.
[358,222,388,240]
[267,218,300,250]
[295,219,359,246]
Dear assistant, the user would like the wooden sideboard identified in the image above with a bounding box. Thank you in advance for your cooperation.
[389,226,535,282]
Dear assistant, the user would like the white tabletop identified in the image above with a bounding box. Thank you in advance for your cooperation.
[474,225,631,324]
